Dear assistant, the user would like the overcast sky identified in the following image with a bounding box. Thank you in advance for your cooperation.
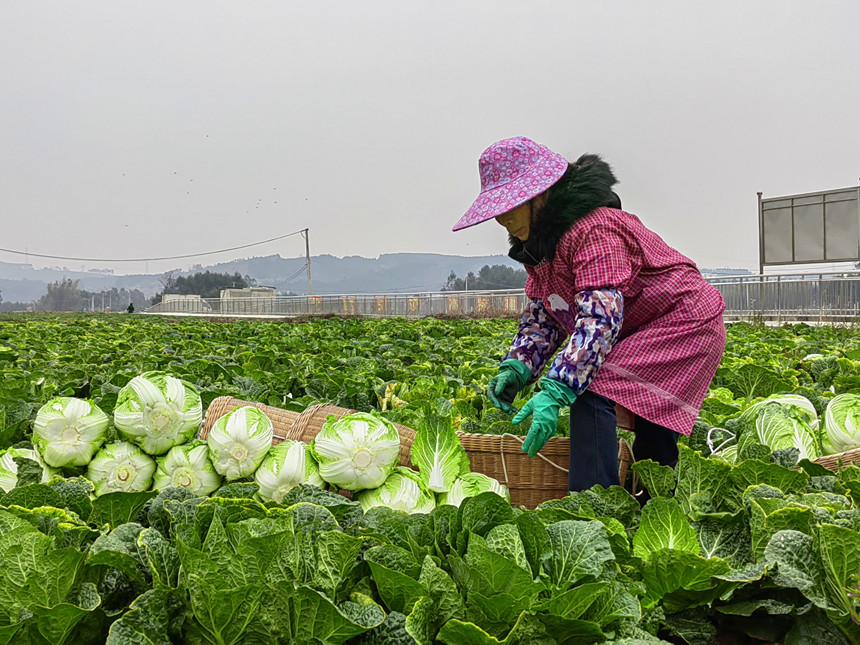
[2,1,859,276]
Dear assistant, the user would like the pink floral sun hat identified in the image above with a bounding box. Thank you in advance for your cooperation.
[452,136,569,232]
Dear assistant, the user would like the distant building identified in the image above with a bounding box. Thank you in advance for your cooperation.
[219,287,276,299]
[161,293,211,312]
[163,293,202,302]
[700,267,753,278]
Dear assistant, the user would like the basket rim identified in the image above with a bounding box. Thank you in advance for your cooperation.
[812,446,860,470]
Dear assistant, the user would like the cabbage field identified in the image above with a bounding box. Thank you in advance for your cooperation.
[2,313,860,643]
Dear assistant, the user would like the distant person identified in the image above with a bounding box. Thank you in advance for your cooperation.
[452,136,725,493]
[126,303,135,314]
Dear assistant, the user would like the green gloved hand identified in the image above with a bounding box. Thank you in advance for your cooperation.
[513,378,578,457]
[487,359,531,414]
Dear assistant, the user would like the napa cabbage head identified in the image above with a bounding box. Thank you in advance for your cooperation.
[310,412,400,491]
[0,448,59,492]
[207,405,274,480]
[152,440,222,495]
[33,396,109,467]
[713,444,738,465]
[254,440,324,504]
[114,371,203,455]
[438,472,510,508]
[736,394,820,460]
[354,467,436,514]
[822,393,860,455]
[87,441,157,496]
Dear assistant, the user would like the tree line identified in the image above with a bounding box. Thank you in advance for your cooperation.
[442,264,527,291]
[0,271,255,312]
[150,270,254,303]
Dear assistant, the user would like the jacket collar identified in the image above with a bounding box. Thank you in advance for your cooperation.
[507,154,619,266]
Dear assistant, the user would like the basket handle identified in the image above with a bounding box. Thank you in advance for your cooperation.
[496,433,570,485]
[493,434,636,496]
[287,402,339,442]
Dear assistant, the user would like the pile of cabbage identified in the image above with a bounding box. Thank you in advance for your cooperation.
[303,409,508,513]
[0,371,509,514]
[708,391,860,464]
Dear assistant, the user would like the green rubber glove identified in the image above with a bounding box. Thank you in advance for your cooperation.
[513,378,578,457]
[487,359,531,414]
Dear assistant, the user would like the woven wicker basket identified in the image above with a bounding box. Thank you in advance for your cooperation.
[459,432,634,508]
[813,448,860,471]
[199,396,300,445]
[199,396,636,508]
[286,403,417,469]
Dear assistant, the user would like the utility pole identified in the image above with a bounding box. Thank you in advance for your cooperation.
[303,228,312,295]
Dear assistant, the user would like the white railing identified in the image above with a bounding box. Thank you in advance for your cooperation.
[708,271,860,322]
[145,272,860,322]
[146,289,530,318]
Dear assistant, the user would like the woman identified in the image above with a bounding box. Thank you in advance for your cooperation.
[452,136,725,492]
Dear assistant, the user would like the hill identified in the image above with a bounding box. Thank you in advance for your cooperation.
[0,253,524,302]
[0,255,752,304]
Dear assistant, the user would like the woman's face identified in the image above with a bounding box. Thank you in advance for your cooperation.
[495,193,546,241]
[495,203,530,240]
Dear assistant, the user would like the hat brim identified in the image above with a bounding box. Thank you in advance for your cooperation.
[452,146,568,232]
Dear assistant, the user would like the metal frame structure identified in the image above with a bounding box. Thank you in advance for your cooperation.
[758,186,860,273]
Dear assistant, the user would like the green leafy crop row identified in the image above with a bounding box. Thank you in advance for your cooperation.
[2,314,860,642]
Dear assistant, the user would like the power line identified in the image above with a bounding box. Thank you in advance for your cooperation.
[0,229,306,263]
[272,265,308,289]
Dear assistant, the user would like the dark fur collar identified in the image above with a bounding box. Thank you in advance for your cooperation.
[508,154,618,266]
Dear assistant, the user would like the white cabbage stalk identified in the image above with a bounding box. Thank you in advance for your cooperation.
[0,448,59,492]
[0,452,16,493]
[410,414,470,493]
[254,440,324,503]
[152,441,222,495]
[207,406,274,480]
[310,412,400,491]
[438,472,510,508]
[33,397,109,467]
[114,371,203,456]
[823,393,860,455]
[354,467,436,514]
[87,441,156,496]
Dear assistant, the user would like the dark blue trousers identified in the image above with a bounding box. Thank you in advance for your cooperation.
[568,391,680,492]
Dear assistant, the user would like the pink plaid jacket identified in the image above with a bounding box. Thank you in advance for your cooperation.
[509,207,725,435]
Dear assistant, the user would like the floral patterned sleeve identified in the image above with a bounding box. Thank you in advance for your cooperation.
[503,299,567,382]
[546,289,624,394]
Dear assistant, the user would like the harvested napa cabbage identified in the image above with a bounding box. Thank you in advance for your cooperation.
[354,466,436,514]
[33,396,109,467]
[713,444,739,465]
[438,472,510,507]
[310,412,400,491]
[0,448,59,492]
[410,413,470,493]
[152,440,222,495]
[735,394,820,461]
[207,405,274,480]
[113,371,203,456]
[254,440,324,503]
[822,393,860,455]
[87,441,157,496]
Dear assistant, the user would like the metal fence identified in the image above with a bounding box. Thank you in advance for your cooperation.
[708,272,860,322]
[145,271,860,322]
[146,290,530,318]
